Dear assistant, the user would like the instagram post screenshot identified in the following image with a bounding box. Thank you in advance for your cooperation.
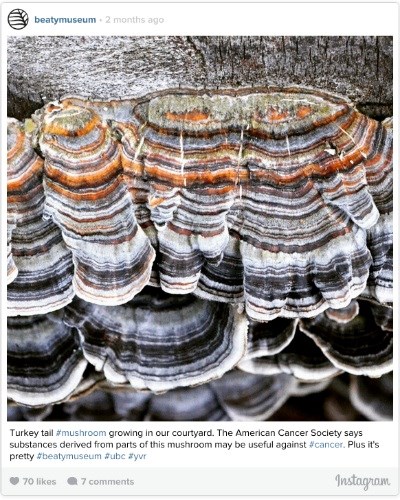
[1,1,398,497]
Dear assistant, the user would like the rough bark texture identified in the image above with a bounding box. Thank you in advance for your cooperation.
[8,36,392,120]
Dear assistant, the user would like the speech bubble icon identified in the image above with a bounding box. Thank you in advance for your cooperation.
[67,477,78,485]
[10,477,19,485]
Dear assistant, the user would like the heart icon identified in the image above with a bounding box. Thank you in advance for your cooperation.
[10,477,19,485]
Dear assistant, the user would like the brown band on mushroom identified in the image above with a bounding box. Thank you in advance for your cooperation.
[36,103,155,307]
[7,119,75,315]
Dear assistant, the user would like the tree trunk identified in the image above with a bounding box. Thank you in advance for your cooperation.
[8,36,392,120]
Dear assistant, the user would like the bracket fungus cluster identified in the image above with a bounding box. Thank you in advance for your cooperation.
[7,87,393,421]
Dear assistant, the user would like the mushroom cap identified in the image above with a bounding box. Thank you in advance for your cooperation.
[239,321,341,382]
[243,317,298,357]
[239,298,392,380]
[7,369,392,422]
[117,89,391,320]
[12,88,391,320]
[65,288,248,391]
[210,370,296,421]
[300,300,392,377]
[349,372,393,421]
[362,116,393,304]
[324,301,359,323]
[7,313,87,406]
[36,103,156,307]
[7,118,75,316]
[12,369,296,421]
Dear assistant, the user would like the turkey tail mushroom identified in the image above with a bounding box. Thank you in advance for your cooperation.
[7,118,75,315]
[7,313,87,406]
[65,288,247,391]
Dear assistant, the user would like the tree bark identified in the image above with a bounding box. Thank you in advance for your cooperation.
[8,36,392,120]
